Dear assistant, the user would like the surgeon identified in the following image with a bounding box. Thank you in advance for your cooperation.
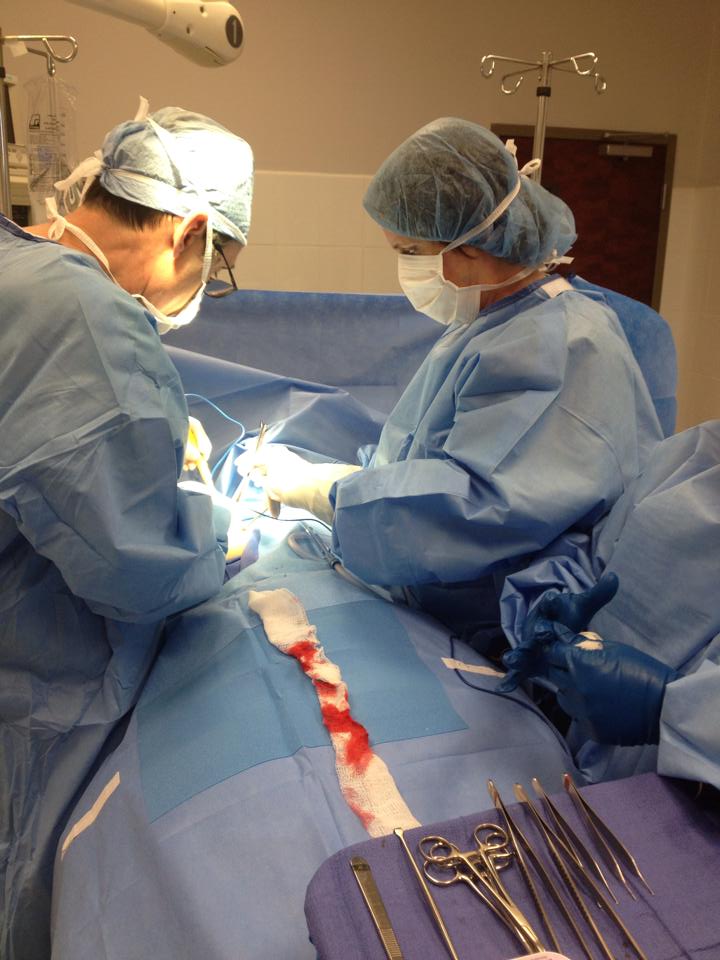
[0,101,253,959]
[249,117,662,653]
[500,420,720,790]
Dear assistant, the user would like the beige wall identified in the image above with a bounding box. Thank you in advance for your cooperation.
[2,0,719,427]
[659,7,720,429]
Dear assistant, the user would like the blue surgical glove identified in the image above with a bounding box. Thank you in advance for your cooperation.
[536,573,619,633]
[499,574,620,691]
[528,623,677,745]
[500,606,557,691]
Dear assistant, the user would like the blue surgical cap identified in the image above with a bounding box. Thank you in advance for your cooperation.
[98,106,254,244]
[363,117,575,265]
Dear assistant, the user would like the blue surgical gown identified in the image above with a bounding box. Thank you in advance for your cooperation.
[0,215,229,959]
[501,421,720,789]
[331,279,663,645]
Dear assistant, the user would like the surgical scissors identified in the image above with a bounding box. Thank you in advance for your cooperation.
[419,826,544,954]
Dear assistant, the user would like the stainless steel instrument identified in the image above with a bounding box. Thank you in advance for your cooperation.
[350,856,405,960]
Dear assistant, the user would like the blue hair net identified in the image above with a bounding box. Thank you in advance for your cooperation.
[363,117,575,265]
[97,107,254,244]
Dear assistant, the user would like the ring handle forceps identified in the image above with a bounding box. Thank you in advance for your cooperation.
[393,827,460,960]
[419,827,544,955]
[420,825,511,900]
[514,784,650,960]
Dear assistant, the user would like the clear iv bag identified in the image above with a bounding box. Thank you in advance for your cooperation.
[24,75,79,224]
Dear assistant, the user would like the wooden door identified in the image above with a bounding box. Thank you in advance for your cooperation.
[491,126,676,309]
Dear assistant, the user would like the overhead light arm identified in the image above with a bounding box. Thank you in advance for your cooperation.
[66,0,244,67]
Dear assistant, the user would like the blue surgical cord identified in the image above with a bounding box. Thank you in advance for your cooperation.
[183,393,247,479]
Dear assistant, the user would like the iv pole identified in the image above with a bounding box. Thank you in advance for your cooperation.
[0,31,78,216]
[481,51,606,184]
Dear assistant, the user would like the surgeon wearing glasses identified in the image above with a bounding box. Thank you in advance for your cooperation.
[0,102,253,958]
[250,117,663,655]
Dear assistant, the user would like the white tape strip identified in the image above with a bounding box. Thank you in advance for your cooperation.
[60,771,121,859]
[442,657,505,678]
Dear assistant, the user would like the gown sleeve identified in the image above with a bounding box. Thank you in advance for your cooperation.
[658,645,720,789]
[331,296,638,586]
[0,252,228,622]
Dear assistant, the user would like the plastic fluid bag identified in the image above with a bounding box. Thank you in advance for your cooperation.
[24,75,78,223]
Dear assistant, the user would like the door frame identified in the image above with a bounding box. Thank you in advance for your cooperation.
[491,125,677,310]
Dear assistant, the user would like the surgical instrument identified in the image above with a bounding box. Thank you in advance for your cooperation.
[186,420,215,491]
[293,523,395,602]
[531,777,619,903]
[393,827,460,960]
[563,774,654,896]
[350,857,405,960]
[487,781,592,960]
[421,843,516,940]
[514,784,650,960]
[194,457,214,489]
[419,828,543,954]
[420,828,513,897]
[232,421,273,506]
[513,783,618,960]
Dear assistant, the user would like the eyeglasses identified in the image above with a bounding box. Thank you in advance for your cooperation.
[205,237,239,299]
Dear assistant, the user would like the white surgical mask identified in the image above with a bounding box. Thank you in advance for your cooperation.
[133,282,206,335]
[46,199,211,335]
[398,156,542,326]
[398,255,539,327]
[48,98,242,335]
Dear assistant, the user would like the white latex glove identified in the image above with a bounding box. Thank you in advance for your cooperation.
[225,508,253,563]
[238,444,361,525]
[184,416,213,476]
[179,480,253,562]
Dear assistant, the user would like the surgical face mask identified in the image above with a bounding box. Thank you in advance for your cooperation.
[398,253,539,327]
[397,158,540,326]
[46,199,211,335]
[134,281,206,335]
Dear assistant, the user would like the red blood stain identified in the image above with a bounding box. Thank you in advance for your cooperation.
[287,640,318,670]
[321,702,372,771]
[344,785,374,830]
[312,679,336,698]
[286,640,372,773]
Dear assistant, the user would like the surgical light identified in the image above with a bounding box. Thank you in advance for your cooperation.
[66,0,244,67]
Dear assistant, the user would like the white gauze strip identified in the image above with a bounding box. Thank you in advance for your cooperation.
[248,588,420,837]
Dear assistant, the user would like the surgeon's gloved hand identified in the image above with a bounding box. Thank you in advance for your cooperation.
[179,479,253,563]
[499,573,620,692]
[240,444,361,525]
[184,416,213,474]
[537,573,619,633]
[500,604,557,692]
[524,622,678,745]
